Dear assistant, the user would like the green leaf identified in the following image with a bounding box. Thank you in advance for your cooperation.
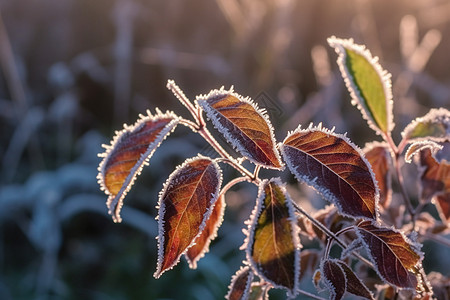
[244,178,301,297]
[401,108,450,143]
[328,36,394,136]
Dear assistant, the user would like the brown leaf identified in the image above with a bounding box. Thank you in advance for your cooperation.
[245,178,301,296]
[226,266,254,300]
[196,88,283,169]
[154,156,222,278]
[435,193,450,223]
[281,124,379,220]
[418,149,450,215]
[356,220,423,289]
[336,260,374,299]
[97,110,179,222]
[321,259,347,300]
[364,142,392,208]
[185,194,225,268]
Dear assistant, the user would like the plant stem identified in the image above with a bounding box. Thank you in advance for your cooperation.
[393,153,415,222]
[292,201,374,268]
[218,176,249,198]
[167,80,201,124]
[297,289,327,300]
[424,232,450,248]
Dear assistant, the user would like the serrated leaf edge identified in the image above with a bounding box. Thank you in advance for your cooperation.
[185,192,226,269]
[196,87,284,170]
[328,36,394,136]
[225,265,254,300]
[97,109,180,223]
[154,154,223,278]
[243,177,301,297]
[320,258,347,300]
[280,123,380,221]
[355,220,424,290]
[401,107,450,143]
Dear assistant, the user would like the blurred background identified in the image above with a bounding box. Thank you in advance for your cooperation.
[0,0,449,299]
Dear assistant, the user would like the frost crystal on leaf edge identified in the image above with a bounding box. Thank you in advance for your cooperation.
[328,36,395,136]
[225,265,254,300]
[97,109,180,223]
[154,154,223,278]
[243,177,301,297]
[195,87,284,170]
[280,123,381,221]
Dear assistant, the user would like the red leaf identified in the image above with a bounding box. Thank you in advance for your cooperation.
[154,156,222,278]
[226,266,254,300]
[185,193,225,268]
[321,259,347,300]
[364,142,392,208]
[336,260,374,299]
[97,110,179,222]
[280,123,379,220]
[356,220,422,289]
[196,88,283,169]
[245,178,301,297]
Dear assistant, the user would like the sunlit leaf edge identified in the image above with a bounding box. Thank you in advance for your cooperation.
[280,123,380,221]
[328,36,394,136]
[363,141,393,207]
[154,154,223,278]
[405,140,443,163]
[226,265,254,300]
[243,177,301,297]
[320,258,347,300]
[401,108,450,143]
[97,109,180,223]
[184,193,226,269]
[355,220,424,290]
[195,87,284,170]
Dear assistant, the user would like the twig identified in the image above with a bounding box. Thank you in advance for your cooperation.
[297,288,327,300]
[292,201,374,268]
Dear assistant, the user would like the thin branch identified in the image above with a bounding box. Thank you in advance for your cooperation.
[424,232,450,248]
[292,201,374,268]
[393,154,415,221]
[218,176,249,198]
[167,79,200,124]
[297,289,327,300]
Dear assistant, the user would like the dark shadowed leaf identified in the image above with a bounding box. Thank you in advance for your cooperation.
[356,220,423,289]
[196,88,283,169]
[154,156,222,278]
[401,108,450,143]
[435,193,450,223]
[280,123,379,220]
[226,266,254,300]
[328,37,394,136]
[364,142,392,208]
[185,193,225,268]
[336,260,374,299]
[245,178,301,297]
[97,110,179,222]
[418,148,450,208]
[321,259,347,300]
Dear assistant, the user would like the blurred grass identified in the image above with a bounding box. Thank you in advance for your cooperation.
[0,0,449,299]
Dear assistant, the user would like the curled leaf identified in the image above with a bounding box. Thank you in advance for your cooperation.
[364,142,393,208]
[155,155,222,278]
[185,194,226,269]
[280,123,379,220]
[226,266,254,300]
[356,220,423,289]
[244,178,301,297]
[401,108,450,143]
[196,87,283,169]
[320,259,347,300]
[405,140,443,163]
[97,110,179,222]
[328,36,394,136]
